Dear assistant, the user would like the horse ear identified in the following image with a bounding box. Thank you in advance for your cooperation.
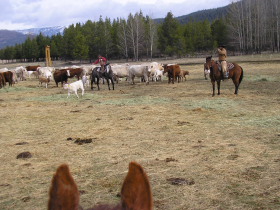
[121,162,153,210]
[48,164,80,210]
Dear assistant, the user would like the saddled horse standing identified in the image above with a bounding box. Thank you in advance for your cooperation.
[205,56,243,96]
[91,65,115,91]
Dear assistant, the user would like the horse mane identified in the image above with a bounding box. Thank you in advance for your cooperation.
[48,162,153,210]
[206,56,212,61]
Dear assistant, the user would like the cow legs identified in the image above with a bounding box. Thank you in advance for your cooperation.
[74,90,79,98]
[144,75,149,85]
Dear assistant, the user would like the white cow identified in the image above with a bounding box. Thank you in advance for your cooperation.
[142,62,163,81]
[37,67,55,80]
[81,65,97,75]
[153,69,164,81]
[82,75,90,88]
[128,65,150,85]
[63,80,84,98]
[15,66,27,81]
[111,63,130,82]
[0,68,9,72]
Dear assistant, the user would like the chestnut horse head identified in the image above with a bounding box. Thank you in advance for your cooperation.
[48,162,153,210]
[205,57,243,96]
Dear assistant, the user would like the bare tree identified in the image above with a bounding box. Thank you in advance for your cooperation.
[118,18,129,61]
[228,0,280,53]
[127,12,146,61]
[146,16,158,61]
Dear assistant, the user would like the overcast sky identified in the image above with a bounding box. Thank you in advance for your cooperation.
[0,0,230,30]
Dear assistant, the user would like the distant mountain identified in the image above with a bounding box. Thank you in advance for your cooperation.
[0,30,36,49]
[154,5,230,24]
[0,26,65,49]
[15,26,66,37]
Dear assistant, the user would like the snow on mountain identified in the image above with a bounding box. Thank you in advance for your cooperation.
[15,26,66,37]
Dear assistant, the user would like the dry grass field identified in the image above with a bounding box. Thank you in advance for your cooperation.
[0,54,279,210]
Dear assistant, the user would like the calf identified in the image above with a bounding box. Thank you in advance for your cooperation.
[179,70,190,82]
[48,162,153,210]
[163,64,181,84]
[63,80,84,98]
[154,69,164,81]
[38,76,51,88]
[82,75,90,88]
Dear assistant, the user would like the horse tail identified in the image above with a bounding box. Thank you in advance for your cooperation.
[239,67,244,84]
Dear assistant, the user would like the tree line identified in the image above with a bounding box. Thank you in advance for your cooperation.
[0,0,279,63]
[228,0,280,53]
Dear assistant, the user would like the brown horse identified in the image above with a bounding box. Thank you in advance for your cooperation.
[48,162,153,210]
[205,56,243,96]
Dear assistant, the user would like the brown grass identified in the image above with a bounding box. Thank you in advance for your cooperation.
[0,55,280,210]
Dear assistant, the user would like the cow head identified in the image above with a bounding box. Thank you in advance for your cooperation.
[66,70,71,77]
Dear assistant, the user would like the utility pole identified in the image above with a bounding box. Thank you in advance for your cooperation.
[45,45,52,67]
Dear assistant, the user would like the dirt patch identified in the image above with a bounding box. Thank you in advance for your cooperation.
[167,178,195,185]
[16,152,32,159]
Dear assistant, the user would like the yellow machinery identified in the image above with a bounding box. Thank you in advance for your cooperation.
[45,45,52,67]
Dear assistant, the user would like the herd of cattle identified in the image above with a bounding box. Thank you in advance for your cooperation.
[0,62,192,96]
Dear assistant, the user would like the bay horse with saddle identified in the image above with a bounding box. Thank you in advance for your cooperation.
[205,56,243,96]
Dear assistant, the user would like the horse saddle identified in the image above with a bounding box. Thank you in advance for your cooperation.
[216,61,235,71]
[98,64,110,73]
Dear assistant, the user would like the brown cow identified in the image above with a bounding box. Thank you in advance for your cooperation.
[163,64,181,84]
[53,69,68,87]
[48,162,153,210]
[26,65,41,71]
[66,68,84,80]
[1,71,13,86]
[0,73,4,88]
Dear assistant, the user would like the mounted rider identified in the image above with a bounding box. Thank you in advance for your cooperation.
[93,55,109,72]
[217,45,228,79]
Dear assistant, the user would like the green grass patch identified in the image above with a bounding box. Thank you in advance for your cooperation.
[245,75,276,82]
[183,98,241,110]
[102,96,172,105]
[241,116,280,128]
[24,93,98,102]
[0,86,37,93]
